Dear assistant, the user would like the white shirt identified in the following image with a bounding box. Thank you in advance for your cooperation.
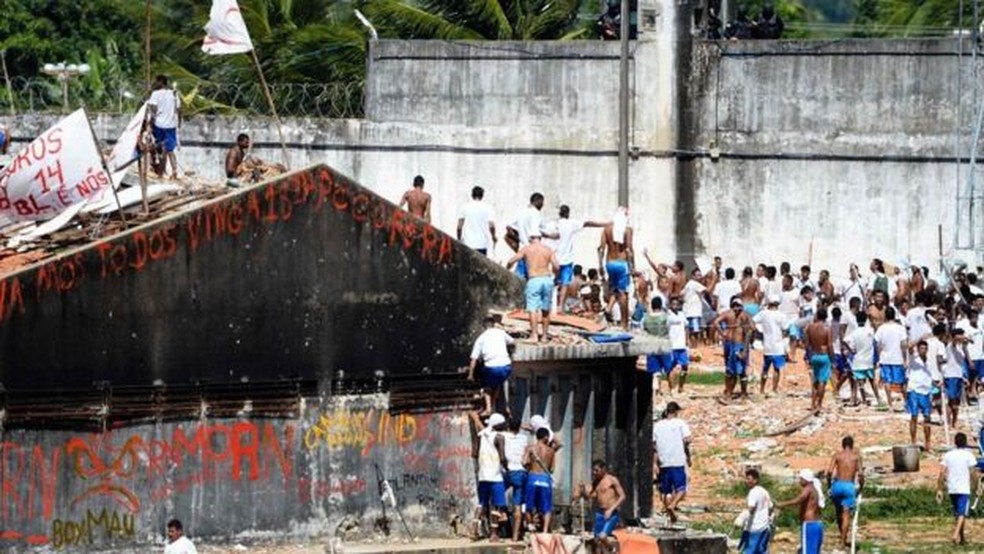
[459,200,495,250]
[512,206,543,247]
[754,309,789,356]
[778,289,800,319]
[667,311,687,350]
[942,448,978,495]
[652,417,691,468]
[957,321,984,361]
[149,88,180,129]
[874,322,907,365]
[746,485,772,533]
[798,297,817,320]
[840,277,866,305]
[682,280,707,318]
[944,342,968,380]
[502,431,528,471]
[714,279,742,311]
[927,337,947,380]
[906,307,933,344]
[477,427,504,482]
[471,328,514,368]
[555,218,585,265]
[847,326,875,369]
[907,355,933,395]
[164,536,198,554]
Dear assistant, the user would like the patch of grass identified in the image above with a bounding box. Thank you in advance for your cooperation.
[859,486,950,520]
[684,371,725,386]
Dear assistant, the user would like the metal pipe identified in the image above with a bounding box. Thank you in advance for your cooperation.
[618,0,630,207]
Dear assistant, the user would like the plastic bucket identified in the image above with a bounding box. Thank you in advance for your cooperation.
[892,445,920,472]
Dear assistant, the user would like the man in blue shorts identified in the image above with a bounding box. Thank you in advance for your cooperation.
[599,208,634,330]
[468,315,516,415]
[147,74,180,179]
[507,232,560,343]
[826,436,864,548]
[523,428,555,532]
[712,299,754,400]
[753,295,789,395]
[938,432,978,545]
[805,308,834,412]
[777,469,824,554]
[907,341,934,448]
[874,306,908,411]
[653,402,692,523]
[573,460,625,551]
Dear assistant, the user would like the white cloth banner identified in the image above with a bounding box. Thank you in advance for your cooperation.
[0,109,112,224]
[202,0,254,55]
[106,102,148,177]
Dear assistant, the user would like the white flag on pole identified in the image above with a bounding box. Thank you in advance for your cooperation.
[202,0,254,55]
[105,102,148,179]
[0,109,113,225]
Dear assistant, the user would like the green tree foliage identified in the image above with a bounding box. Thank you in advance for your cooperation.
[872,0,973,35]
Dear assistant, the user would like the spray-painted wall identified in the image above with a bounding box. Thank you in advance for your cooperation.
[0,359,652,551]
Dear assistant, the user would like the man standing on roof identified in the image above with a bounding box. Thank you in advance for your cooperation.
[147,74,180,180]
[457,186,496,256]
[399,175,431,222]
[506,193,556,279]
[555,205,609,312]
[598,207,634,330]
[507,233,560,343]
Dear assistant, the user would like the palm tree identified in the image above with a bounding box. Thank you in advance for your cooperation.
[359,0,587,40]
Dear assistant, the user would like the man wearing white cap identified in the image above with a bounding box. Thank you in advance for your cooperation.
[776,469,824,554]
[753,294,790,395]
[470,412,508,541]
[507,233,560,343]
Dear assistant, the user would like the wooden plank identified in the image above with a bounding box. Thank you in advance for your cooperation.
[506,309,606,333]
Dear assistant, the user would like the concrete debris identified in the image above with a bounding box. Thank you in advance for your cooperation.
[742,438,779,455]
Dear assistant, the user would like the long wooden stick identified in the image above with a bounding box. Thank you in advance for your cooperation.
[850,493,862,554]
[1,50,14,116]
[249,48,290,169]
[84,110,129,229]
[145,0,152,91]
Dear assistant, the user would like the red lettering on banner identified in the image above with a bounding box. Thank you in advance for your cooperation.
[351,193,369,223]
[0,277,24,322]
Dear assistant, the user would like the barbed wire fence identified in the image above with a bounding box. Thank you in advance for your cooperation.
[0,77,365,119]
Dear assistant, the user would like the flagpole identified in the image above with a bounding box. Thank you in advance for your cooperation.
[248,49,290,169]
[84,111,130,230]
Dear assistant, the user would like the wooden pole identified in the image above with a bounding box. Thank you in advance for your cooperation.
[145,0,152,91]
[249,48,290,169]
[0,50,14,116]
[84,111,129,229]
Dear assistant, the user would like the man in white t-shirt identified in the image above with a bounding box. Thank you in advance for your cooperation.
[906,341,934,448]
[937,432,979,545]
[666,297,691,393]
[164,519,197,554]
[844,312,881,406]
[943,328,970,428]
[874,307,908,411]
[652,401,692,523]
[506,193,544,278]
[714,267,742,313]
[553,205,607,312]
[147,74,180,180]
[956,309,984,402]
[457,186,496,256]
[738,468,772,554]
[681,270,708,348]
[753,295,789,395]
[467,315,515,416]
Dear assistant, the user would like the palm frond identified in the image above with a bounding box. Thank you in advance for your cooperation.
[362,1,484,39]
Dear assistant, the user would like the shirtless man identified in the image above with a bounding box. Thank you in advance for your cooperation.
[507,234,560,342]
[895,267,911,306]
[399,175,431,222]
[573,461,626,554]
[598,211,634,330]
[818,269,836,303]
[524,428,556,533]
[867,290,888,330]
[740,266,762,317]
[777,469,825,554]
[711,299,754,400]
[805,308,835,412]
[827,435,864,548]
[224,133,257,186]
[632,270,651,325]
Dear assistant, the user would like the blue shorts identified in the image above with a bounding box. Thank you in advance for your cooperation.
[743,303,760,317]
[853,368,875,381]
[152,125,178,153]
[763,354,786,374]
[830,480,857,509]
[631,302,646,323]
[970,359,984,381]
[605,261,630,293]
[558,264,574,285]
[525,276,554,312]
[524,473,552,514]
[515,258,528,279]
[478,481,506,508]
[951,493,970,517]
[657,466,687,495]
[686,317,702,333]
[476,248,488,256]
[945,377,964,401]
[592,510,619,537]
[834,353,851,374]
[810,354,831,384]
[880,364,905,385]
[906,391,932,417]
[724,341,747,377]
[788,324,803,340]
[482,365,512,389]
[801,521,823,554]
[506,470,527,505]
[646,353,673,375]
[740,529,771,554]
